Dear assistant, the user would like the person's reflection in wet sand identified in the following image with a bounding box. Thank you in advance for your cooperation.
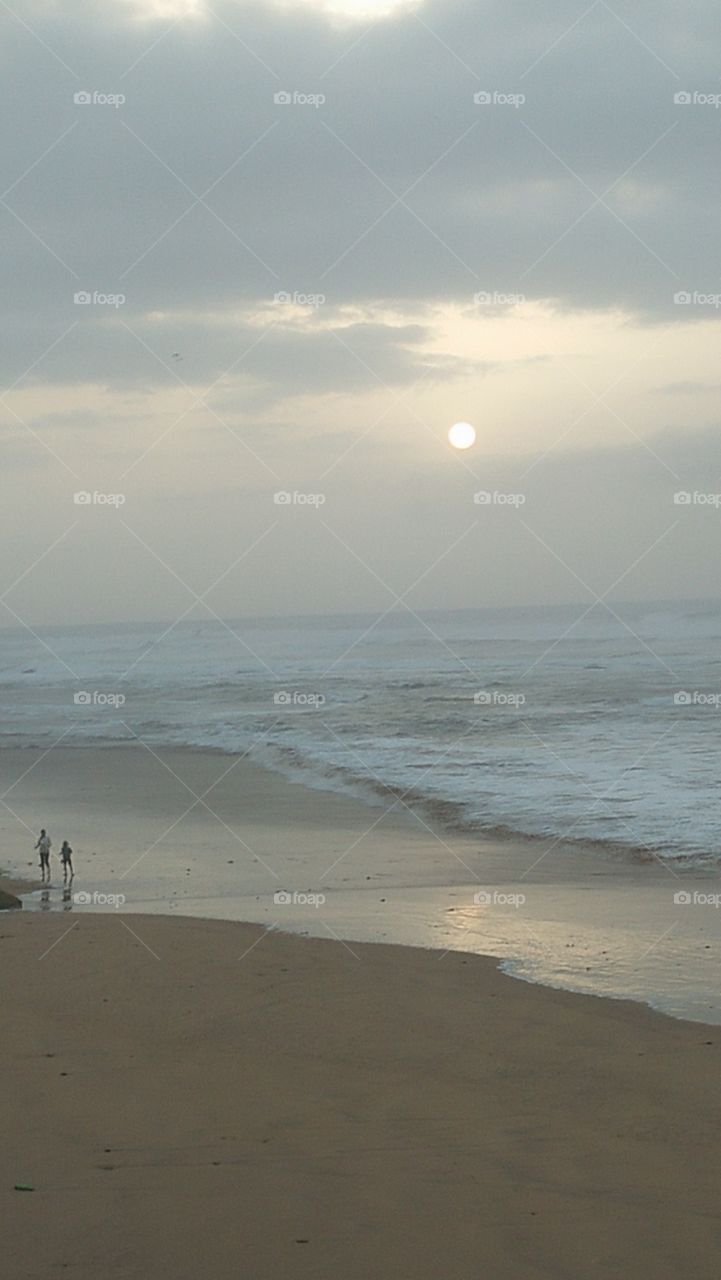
[39,888,51,912]
[62,885,73,911]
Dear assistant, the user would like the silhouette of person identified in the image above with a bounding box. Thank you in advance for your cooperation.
[35,829,51,882]
[60,840,73,882]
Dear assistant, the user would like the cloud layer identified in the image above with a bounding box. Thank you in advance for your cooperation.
[1,0,720,624]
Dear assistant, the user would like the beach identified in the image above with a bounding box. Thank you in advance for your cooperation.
[2,908,721,1279]
[5,0,718,1271]
[2,745,721,1023]
[3,747,721,1276]
[3,743,721,1275]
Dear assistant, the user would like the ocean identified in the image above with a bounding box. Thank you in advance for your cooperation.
[2,598,719,865]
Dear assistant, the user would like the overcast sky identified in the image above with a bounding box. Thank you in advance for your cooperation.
[1,0,720,626]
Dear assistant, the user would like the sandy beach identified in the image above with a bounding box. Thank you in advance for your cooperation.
[1,907,720,1280]
[2,745,721,1023]
[5,0,719,1273]
[3,746,721,1276]
[3,744,721,1275]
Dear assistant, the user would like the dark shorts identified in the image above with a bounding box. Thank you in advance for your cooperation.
[40,851,49,863]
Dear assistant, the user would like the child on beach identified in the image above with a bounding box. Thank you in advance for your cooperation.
[35,829,51,882]
[60,840,73,882]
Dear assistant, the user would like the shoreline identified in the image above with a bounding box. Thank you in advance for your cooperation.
[3,909,721,1278]
[3,737,703,869]
[2,744,720,1025]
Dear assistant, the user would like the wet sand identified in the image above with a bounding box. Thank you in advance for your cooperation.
[2,745,720,1021]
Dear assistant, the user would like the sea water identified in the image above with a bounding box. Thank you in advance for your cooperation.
[1,598,719,863]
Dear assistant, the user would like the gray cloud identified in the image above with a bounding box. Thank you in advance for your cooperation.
[2,0,720,360]
[2,0,720,624]
[655,380,721,396]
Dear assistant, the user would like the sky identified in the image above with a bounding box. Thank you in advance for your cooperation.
[1,0,720,626]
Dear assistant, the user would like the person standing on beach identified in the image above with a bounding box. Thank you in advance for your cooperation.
[35,829,52,882]
[60,840,73,882]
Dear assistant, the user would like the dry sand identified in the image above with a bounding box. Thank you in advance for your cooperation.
[2,905,721,1280]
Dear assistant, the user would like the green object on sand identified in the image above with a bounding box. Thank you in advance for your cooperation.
[14,1183,34,1191]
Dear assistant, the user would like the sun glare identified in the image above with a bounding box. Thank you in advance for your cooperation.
[448,422,476,451]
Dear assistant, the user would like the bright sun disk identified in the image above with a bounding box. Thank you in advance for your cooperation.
[448,422,476,450]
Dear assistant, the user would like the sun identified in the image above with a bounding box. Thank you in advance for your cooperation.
[448,422,476,450]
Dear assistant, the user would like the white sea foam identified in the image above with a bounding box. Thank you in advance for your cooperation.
[1,601,718,861]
